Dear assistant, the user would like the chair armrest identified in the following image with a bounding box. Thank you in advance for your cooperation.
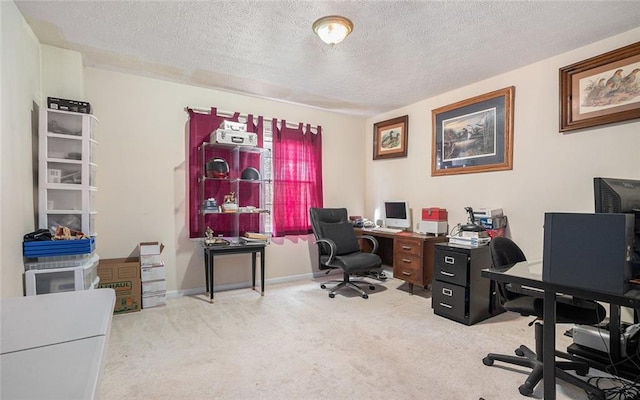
[314,238,337,265]
[356,235,379,253]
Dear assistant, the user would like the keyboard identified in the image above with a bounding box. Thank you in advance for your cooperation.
[370,227,403,234]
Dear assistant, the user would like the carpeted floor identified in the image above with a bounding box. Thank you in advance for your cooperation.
[97,276,617,400]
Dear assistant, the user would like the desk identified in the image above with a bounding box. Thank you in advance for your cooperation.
[203,243,266,303]
[0,289,115,399]
[482,261,640,400]
[355,228,447,294]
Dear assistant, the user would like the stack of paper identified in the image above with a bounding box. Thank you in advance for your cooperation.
[447,235,491,247]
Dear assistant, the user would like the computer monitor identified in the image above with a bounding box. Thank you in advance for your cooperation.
[594,177,640,265]
[383,201,411,230]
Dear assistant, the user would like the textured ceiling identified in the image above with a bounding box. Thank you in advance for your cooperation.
[14,1,640,117]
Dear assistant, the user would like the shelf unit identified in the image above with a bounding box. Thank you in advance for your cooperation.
[38,108,98,236]
[197,142,271,241]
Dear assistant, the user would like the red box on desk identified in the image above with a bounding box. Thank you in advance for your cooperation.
[422,208,448,221]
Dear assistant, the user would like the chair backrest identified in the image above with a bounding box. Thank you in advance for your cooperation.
[490,237,527,302]
[309,208,361,258]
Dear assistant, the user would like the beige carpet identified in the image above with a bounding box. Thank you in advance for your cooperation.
[97,276,612,400]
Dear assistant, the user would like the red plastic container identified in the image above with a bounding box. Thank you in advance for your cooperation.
[422,207,448,221]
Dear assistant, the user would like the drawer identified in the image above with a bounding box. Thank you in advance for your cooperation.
[434,248,468,286]
[393,253,423,284]
[394,238,423,258]
[432,280,467,321]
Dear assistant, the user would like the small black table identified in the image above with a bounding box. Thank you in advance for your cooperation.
[482,260,640,400]
[203,242,266,303]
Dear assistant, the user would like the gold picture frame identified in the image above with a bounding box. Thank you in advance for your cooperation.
[560,41,640,132]
[373,115,409,160]
[431,87,515,176]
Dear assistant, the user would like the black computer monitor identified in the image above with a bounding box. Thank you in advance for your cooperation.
[594,177,640,265]
[594,177,640,214]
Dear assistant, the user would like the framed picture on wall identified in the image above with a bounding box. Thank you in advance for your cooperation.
[560,41,640,132]
[373,115,408,160]
[431,86,514,176]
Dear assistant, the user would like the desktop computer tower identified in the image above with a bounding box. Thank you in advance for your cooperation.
[543,212,635,295]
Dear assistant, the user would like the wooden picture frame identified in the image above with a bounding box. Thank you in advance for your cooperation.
[431,86,514,176]
[560,41,640,132]
[373,115,409,160]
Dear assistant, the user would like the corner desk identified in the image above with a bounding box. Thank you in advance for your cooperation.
[203,242,266,303]
[354,228,448,293]
[482,261,640,400]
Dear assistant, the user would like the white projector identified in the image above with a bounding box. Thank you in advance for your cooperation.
[416,220,448,235]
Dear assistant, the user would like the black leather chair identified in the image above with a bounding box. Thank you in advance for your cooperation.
[309,208,382,299]
[482,237,606,398]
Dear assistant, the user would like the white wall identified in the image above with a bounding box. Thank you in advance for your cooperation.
[365,28,640,262]
[1,1,41,298]
[84,68,366,294]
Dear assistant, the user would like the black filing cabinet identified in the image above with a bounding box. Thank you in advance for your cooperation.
[432,243,503,325]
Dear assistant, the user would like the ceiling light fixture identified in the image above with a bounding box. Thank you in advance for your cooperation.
[312,15,353,45]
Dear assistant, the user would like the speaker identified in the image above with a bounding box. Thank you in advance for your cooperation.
[543,212,635,295]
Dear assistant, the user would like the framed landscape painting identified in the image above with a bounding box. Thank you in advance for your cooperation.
[431,87,514,176]
[373,115,408,160]
[560,41,640,132]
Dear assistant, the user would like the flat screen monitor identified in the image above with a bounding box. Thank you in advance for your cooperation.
[594,177,640,265]
[384,201,411,230]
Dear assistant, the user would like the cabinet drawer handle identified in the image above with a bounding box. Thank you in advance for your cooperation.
[442,288,453,297]
[402,258,412,263]
[440,271,454,277]
[439,303,453,309]
[402,245,412,250]
[444,256,455,264]
[401,271,411,276]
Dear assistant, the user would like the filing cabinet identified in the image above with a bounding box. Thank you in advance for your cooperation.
[432,243,503,325]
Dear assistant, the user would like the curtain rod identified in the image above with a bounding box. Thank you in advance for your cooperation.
[186,106,319,131]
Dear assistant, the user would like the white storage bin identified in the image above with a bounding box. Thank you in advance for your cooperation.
[141,279,166,295]
[141,264,166,282]
[24,253,99,296]
[142,291,166,309]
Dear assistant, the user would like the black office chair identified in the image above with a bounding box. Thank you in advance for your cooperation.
[309,208,382,299]
[482,237,607,398]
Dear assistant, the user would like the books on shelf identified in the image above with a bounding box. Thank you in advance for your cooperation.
[447,235,491,247]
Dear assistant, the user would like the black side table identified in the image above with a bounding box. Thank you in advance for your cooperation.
[203,243,266,303]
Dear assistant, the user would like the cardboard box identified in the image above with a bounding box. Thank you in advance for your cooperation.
[142,291,166,309]
[97,258,141,314]
[142,279,167,296]
[422,207,448,221]
[139,242,164,256]
[140,254,163,266]
[141,264,166,282]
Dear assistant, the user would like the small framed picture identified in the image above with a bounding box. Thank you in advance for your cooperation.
[559,41,640,132]
[373,115,409,160]
[431,87,515,176]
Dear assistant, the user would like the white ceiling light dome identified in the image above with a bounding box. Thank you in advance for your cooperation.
[312,15,353,45]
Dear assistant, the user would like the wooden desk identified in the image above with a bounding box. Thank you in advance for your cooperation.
[355,228,447,294]
[482,261,640,400]
[203,242,266,303]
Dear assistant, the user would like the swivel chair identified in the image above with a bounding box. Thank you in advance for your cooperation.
[309,208,382,299]
[482,237,606,398]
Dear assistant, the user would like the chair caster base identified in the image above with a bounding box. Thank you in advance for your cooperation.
[518,384,533,396]
[362,294,368,299]
[482,357,494,366]
[320,284,327,289]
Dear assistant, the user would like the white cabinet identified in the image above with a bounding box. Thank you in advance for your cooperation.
[39,109,98,236]
[198,143,271,241]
